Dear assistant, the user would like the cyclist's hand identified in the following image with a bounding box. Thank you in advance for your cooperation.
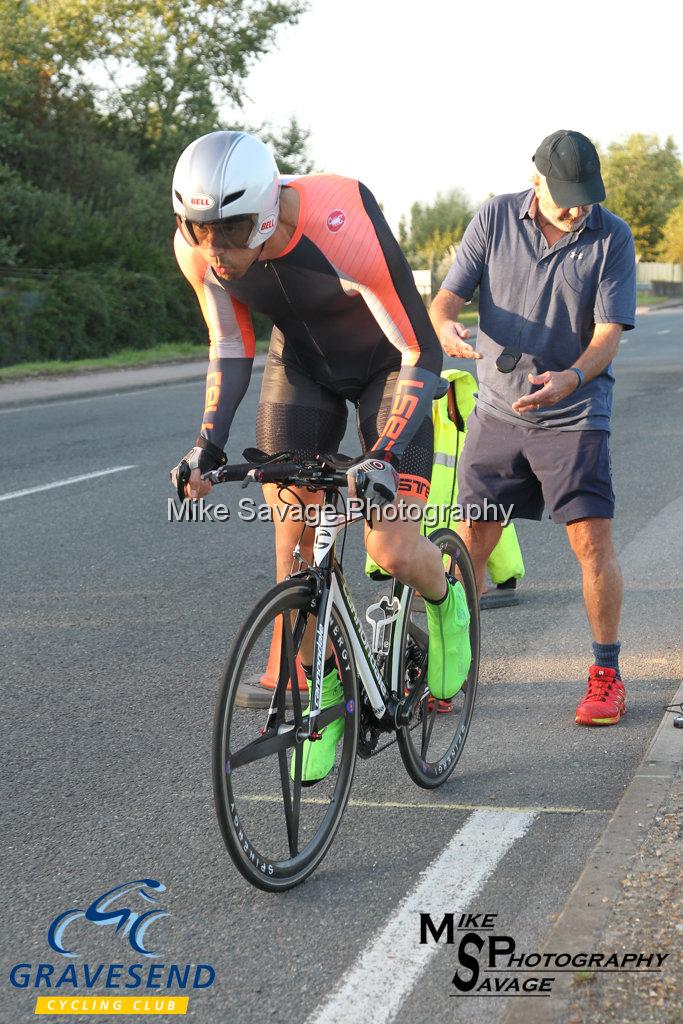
[170,442,226,500]
[438,320,481,360]
[347,457,399,508]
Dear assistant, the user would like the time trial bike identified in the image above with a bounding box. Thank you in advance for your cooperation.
[204,451,480,892]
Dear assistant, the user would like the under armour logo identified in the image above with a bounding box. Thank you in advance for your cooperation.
[569,251,584,260]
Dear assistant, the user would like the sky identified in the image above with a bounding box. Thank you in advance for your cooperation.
[236,0,683,231]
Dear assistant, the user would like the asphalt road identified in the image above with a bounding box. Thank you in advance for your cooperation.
[1,308,681,1024]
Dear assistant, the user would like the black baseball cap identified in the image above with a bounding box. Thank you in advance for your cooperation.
[533,130,605,207]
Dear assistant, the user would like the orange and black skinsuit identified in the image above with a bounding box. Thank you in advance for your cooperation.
[174,174,443,500]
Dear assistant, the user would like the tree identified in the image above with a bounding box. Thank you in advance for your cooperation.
[0,0,312,363]
[33,0,307,168]
[261,117,315,175]
[399,189,474,268]
[601,134,683,260]
[658,202,683,264]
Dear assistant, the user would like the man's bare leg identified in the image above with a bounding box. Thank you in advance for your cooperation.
[565,517,623,642]
[456,520,503,595]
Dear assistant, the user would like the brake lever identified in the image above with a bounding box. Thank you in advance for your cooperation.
[176,459,191,502]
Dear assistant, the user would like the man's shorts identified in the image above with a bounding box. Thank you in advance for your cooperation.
[457,407,615,524]
[255,346,433,502]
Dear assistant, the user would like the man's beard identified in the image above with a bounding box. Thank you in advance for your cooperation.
[541,202,589,233]
[556,210,588,231]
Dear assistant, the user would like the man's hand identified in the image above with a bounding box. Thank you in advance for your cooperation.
[170,443,226,500]
[437,320,481,360]
[511,370,579,413]
[347,457,399,507]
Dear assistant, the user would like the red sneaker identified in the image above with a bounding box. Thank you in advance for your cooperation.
[575,666,626,726]
[427,697,453,714]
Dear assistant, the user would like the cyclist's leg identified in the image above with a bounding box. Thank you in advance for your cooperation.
[256,342,348,646]
[256,343,348,780]
[358,374,471,700]
[357,372,444,598]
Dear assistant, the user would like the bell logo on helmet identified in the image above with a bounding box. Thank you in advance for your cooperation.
[189,194,216,210]
[259,217,276,232]
[326,210,346,232]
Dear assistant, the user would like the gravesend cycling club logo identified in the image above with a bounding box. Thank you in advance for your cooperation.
[326,209,346,232]
[8,878,216,1017]
[48,879,169,958]
[419,911,670,997]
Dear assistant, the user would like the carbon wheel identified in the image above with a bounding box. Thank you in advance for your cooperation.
[212,577,358,891]
[396,528,480,789]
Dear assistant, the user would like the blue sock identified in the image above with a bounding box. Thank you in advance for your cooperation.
[592,641,621,674]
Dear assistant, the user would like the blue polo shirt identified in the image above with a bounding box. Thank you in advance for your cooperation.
[441,189,636,430]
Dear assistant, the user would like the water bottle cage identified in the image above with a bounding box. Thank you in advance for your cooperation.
[365,596,401,654]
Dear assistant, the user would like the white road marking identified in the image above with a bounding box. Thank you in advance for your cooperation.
[657,329,671,335]
[306,809,535,1024]
[0,465,136,502]
[620,337,628,343]
[243,794,606,815]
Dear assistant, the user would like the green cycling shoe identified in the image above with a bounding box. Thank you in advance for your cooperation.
[424,575,472,700]
[290,663,345,786]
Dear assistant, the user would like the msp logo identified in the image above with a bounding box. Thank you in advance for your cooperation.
[48,879,169,958]
[326,209,346,232]
[9,877,216,1017]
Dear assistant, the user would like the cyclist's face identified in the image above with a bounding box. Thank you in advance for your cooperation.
[198,239,260,280]
[179,216,262,279]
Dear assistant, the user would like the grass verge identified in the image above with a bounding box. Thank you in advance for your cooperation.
[0,339,271,381]
[0,312,480,382]
[635,292,679,307]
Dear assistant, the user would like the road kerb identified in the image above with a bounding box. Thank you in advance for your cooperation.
[502,678,683,1024]
[0,354,267,409]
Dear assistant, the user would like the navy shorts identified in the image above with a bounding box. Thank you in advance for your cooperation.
[458,408,615,524]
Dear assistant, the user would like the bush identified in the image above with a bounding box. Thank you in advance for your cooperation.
[0,265,209,366]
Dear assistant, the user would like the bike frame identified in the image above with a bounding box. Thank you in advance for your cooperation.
[299,494,412,730]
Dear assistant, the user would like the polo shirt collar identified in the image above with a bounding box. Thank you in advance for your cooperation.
[585,203,603,230]
[519,189,535,220]
[520,188,603,232]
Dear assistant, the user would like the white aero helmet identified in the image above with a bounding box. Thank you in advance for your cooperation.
[172,131,280,249]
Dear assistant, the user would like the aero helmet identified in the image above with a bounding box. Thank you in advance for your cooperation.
[172,131,280,249]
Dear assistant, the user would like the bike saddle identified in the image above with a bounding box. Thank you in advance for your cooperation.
[242,448,293,465]
[433,377,450,400]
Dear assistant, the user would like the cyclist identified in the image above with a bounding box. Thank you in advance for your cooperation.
[170,130,471,781]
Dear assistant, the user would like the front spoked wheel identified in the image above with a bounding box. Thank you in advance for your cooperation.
[396,527,480,789]
[212,576,358,892]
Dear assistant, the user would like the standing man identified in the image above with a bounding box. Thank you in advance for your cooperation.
[430,130,636,726]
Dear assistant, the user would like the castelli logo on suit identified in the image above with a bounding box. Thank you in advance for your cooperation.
[326,210,346,232]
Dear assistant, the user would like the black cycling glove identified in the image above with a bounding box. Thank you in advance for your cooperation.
[169,438,227,499]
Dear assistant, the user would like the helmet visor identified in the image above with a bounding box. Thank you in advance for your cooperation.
[176,214,256,250]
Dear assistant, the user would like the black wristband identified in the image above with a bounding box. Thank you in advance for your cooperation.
[194,437,227,472]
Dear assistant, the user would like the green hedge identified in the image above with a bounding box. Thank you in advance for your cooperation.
[0,268,212,366]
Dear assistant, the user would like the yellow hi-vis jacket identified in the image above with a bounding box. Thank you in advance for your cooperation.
[365,368,525,584]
